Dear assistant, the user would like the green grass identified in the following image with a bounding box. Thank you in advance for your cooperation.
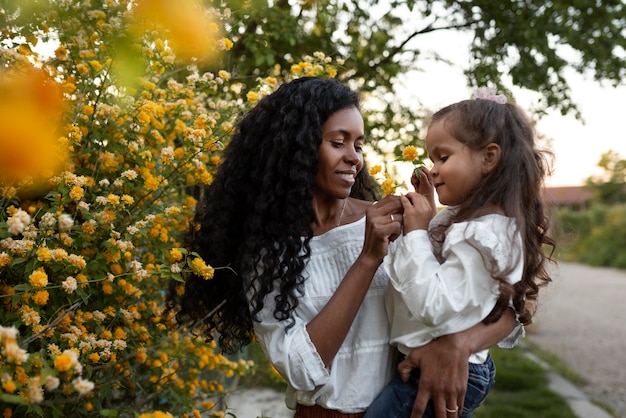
[524,341,587,386]
[474,345,578,418]
[238,343,580,418]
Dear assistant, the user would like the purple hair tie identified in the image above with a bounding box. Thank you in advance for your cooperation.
[472,87,507,104]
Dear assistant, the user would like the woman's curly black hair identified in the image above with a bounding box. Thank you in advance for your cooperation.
[167,77,380,353]
[427,98,556,327]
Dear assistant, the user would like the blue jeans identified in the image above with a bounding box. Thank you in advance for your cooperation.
[364,354,495,418]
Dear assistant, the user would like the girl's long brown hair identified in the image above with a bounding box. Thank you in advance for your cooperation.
[429,97,555,326]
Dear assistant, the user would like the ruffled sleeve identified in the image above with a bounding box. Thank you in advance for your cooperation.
[384,215,523,340]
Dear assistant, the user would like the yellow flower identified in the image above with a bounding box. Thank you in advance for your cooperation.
[382,177,396,196]
[32,290,49,305]
[218,70,230,81]
[89,60,103,72]
[83,104,94,115]
[76,63,89,75]
[246,91,259,103]
[0,252,12,267]
[68,254,87,269]
[2,380,17,394]
[190,257,214,280]
[144,175,160,191]
[219,38,233,50]
[53,351,75,372]
[169,248,183,262]
[54,45,68,60]
[69,185,85,201]
[132,0,221,63]
[102,283,113,295]
[370,165,383,176]
[402,145,419,162]
[29,268,48,288]
[0,67,67,187]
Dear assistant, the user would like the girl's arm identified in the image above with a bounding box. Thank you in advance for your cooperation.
[399,308,518,418]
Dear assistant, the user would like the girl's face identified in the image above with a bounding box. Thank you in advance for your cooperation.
[425,119,485,206]
[314,106,365,199]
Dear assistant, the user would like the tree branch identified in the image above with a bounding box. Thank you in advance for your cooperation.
[379,20,477,67]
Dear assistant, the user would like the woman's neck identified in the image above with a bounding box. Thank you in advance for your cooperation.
[311,197,349,236]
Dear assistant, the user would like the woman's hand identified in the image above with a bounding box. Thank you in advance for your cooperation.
[398,309,518,418]
[360,195,403,264]
[398,334,470,418]
[401,168,437,233]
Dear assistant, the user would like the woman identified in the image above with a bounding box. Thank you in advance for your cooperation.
[168,77,519,418]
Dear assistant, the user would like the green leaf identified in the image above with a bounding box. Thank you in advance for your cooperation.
[170,273,184,283]
[12,283,32,292]
[0,393,28,405]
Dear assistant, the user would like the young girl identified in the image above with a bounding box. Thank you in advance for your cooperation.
[365,88,555,418]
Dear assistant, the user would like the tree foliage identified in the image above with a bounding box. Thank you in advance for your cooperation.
[585,150,626,204]
[214,0,626,158]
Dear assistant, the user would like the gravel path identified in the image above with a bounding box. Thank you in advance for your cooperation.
[528,262,626,418]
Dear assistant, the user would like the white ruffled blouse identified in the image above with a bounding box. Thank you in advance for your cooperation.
[384,207,524,364]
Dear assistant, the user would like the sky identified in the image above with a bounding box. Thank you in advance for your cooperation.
[393,30,626,188]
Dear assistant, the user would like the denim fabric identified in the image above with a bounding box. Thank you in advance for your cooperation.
[364,355,495,418]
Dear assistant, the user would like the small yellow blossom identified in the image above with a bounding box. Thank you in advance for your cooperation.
[402,145,419,162]
[29,267,48,288]
[246,91,259,103]
[89,60,103,72]
[369,165,382,176]
[83,104,94,115]
[190,257,214,280]
[2,380,17,393]
[76,63,89,75]
[0,252,13,267]
[219,38,233,50]
[169,248,183,262]
[53,351,74,372]
[382,177,397,196]
[32,290,49,305]
[69,185,85,201]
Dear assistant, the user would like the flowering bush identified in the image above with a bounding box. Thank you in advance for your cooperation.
[0,1,341,416]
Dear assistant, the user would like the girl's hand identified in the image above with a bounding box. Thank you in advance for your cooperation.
[401,168,437,233]
[360,195,403,264]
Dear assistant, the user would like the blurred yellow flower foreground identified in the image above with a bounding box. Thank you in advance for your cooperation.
[0,67,67,189]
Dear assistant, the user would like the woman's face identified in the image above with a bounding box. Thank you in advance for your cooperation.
[314,106,365,199]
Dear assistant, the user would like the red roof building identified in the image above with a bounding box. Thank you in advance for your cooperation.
[542,186,593,209]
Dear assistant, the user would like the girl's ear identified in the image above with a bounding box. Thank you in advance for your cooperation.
[482,143,501,174]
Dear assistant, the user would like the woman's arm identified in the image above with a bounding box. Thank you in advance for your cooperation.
[307,195,403,365]
[398,308,517,418]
